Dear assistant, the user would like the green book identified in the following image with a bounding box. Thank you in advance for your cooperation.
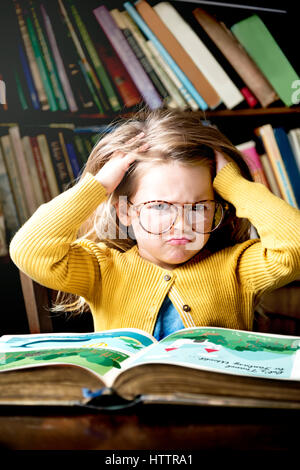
[26,14,58,111]
[29,0,68,111]
[231,15,299,107]
[69,0,121,112]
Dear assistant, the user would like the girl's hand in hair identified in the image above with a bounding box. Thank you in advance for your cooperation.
[215,151,230,174]
[94,132,149,194]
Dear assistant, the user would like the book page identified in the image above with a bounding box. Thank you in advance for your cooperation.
[121,327,300,381]
[0,329,156,381]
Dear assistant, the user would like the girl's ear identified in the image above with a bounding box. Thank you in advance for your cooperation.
[115,198,132,227]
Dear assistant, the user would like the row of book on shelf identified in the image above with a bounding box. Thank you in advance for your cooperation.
[1,0,299,114]
[0,119,299,256]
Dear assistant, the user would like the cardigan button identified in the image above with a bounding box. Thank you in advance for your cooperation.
[163,274,171,281]
[183,304,191,312]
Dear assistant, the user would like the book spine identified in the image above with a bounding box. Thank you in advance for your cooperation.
[58,131,75,181]
[66,142,81,179]
[192,8,278,108]
[93,5,163,110]
[21,135,45,207]
[25,9,58,111]
[0,143,21,238]
[0,201,8,256]
[259,153,282,198]
[257,125,298,208]
[14,69,29,110]
[0,135,29,224]
[273,128,300,207]
[40,3,78,112]
[236,141,270,188]
[18,41,40,109]
[68,0,121,112]
[96,43,141,109]
[36,134,60,198]
[48,136,71,191]
[146,40,198,111]
[29,136,52,202]
[73,134,88,167]
[29,0,68,111]
[121,10,182,109]
[124,1,207,110]
[111,9,169,101]
[154,2,243,110]
[9,126,39,215]
[13,0,49,110]
[0,74,7,110]
[58,0,106,113]
[288,129,300,174]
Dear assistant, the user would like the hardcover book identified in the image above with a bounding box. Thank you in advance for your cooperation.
[1,327,300,409]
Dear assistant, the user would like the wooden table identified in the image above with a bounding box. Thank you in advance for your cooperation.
[0,404,298,454]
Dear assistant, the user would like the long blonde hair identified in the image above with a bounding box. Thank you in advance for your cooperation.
[53,107,253,314]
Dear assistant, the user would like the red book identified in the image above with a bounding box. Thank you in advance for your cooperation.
[97,44,141,108]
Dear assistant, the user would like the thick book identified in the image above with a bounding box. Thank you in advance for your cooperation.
[154,2,243,110]
[192,7,278,108]
[1,327,300,409]
[259,153,282,199]
[231,15,299,107]
[256,124,298,208]
[93,5,162,110]
[124,1,206,110]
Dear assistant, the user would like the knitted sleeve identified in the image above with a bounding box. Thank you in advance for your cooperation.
[213,162,300,294]
[9,173,108,300]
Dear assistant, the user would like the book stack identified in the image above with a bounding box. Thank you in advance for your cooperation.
[236,124,300,209]
[1,0,299,114]
[0,122,107,246]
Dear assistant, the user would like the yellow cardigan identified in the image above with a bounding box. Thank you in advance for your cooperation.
[9,163,300,333]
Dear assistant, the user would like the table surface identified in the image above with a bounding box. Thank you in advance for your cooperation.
[0,404,298,452]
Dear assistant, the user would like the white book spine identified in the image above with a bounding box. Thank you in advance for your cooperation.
[154,2,244,109]
[9,126,39,215]
[288,129,300,173]
[147,40,199,111]
[22,136,46,207]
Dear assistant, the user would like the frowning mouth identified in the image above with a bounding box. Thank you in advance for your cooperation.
[167,238,192,245]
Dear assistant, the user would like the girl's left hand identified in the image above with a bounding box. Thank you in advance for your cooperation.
[215,151,230,174]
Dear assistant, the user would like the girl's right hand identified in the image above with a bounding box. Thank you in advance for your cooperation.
[94,132,149,194]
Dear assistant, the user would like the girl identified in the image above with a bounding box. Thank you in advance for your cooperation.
[9,108,300,338]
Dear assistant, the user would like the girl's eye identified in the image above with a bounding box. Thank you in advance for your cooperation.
[193,204,205,212]
[151,203,170,211]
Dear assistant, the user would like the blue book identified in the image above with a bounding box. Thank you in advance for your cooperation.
[66,142,81,179]
[18,42,40,110]
[124,1,208,110]
[274,127,300,207]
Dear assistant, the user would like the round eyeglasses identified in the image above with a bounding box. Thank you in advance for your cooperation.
[128,199,228,235]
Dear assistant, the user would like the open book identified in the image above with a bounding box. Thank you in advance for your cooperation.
[1,326,300,409]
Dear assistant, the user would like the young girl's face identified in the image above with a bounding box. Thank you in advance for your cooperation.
[126,161,215,270]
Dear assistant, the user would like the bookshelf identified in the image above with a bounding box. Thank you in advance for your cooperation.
[0,0,299,335]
